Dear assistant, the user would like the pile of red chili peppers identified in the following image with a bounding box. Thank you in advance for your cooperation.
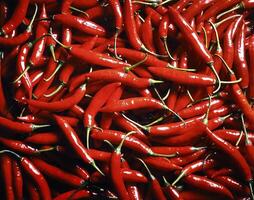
[0,0,254,199]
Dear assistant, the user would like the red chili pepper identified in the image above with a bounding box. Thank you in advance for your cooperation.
[29,4,50,67]
[142,157,182,171]
[197,0,241,24]
[234,20,249,89]
[84,82,121,148]
[24,132,61,145]
[248,35,254,99]
[0,1,8,27]
[141,15,156,53]
[12,159,23,200]
[151,146,206,156]
[0,137,40,155]
[212,175,245,193]
[100,97,168,112]
[0,0,30,35]
[204,126,254,197]
[27,82,87,112]
[53,114,103,174]
[137,158,167,200]
[31,157,85,187]
[110,132,134,200]
[148,66,216,86]
[53,190,91,200]
[53,14,106,36]
[163,177,183,200]
[183,174,234,199]
[1,154,15,200]
[25,179,40,200]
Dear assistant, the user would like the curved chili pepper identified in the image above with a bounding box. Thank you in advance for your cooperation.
[53,114,103,175]
[172,159,216,185]
[163,177,183,200]
[0,0,30,35]
[91,129,174,157]
[27,82,87,112]
[142,157,182,171]
[212,175,245,193]
[204,126,254,197]
[84,82,121,148]
[141,15,156,53]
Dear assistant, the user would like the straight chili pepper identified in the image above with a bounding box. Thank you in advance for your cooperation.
[31,157,85,187]
[12,159,23,200]
[1,154,15,200]
[53,14,106,36]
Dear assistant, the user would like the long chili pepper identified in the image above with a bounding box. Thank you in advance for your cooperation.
[151,146,206,156]
[142,157,182,171]
[183,174,234,199]
[61,0,73,46]
[217,0,254,19]
[209,168,234,178]
[212,175,245,193]
[241,114,254,167]
[25,176,41,200]
[0,137,40,155]
[84,82,121,148]
[182,0,214,22]
[0,150,52,200]
[0,116,49,133]
[29,4,50,67]
[50,34,131,69]
[141,15,156,53]
[53,14,106,36]
[234,20,249,89]
[100,97,167,112]
[73,69,163,89]
[148,66,216,86]
[110,131,136,200]
[218,55,254,124]
[197,0,241,24]
[31,158,85,187]
[137,158,167,200]
[12,159,23,200]
[53,190,91,200]
[0,0,30,35]
[248,35,254,99]
[167,6,222,93]
[172,159,216,186]
[114,47,196,71]
[162,176,183,200]
[91,129,176,157]
[1,154,15,200]
[25,132,61,145]
[178,98,224,119]
[204,125,254,198]
[53,114,103,175]
[27,82,87,112]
